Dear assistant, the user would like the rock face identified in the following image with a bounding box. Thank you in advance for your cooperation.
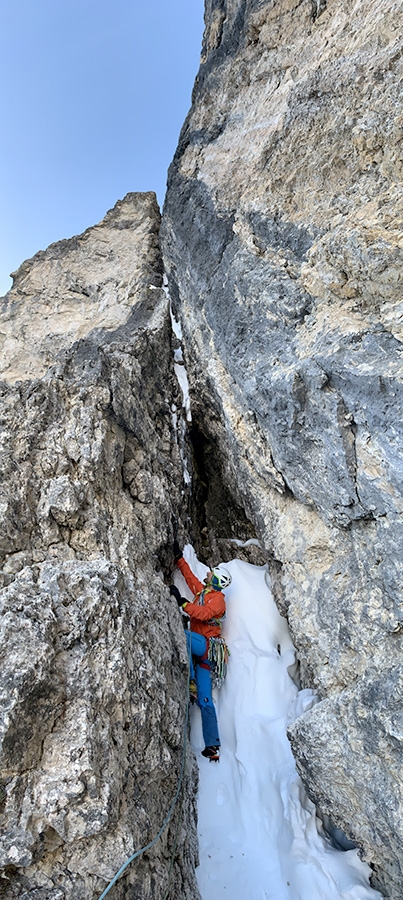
[0,194,200,899]
[1,194,163,384]
[2,2,403,896]
[162,1,403,896]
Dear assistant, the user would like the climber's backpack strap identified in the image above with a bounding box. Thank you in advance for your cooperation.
[195,587,226,629]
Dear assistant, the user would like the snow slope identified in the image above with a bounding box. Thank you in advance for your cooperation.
[176,547,383,900]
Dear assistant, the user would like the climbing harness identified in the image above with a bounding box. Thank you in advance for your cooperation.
[208,637,230,689]
[96,655,191,900]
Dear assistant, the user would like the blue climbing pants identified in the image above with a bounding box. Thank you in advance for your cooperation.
[186,631,220,748]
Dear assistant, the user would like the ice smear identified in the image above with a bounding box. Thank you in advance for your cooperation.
[174,360,192,423]
[163,275,192,485]
[163,275,191,423]
[176,546,383,900]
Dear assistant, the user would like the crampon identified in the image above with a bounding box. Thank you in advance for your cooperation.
[201,745,220,762]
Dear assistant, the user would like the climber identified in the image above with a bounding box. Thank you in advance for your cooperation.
[169,541,232,762]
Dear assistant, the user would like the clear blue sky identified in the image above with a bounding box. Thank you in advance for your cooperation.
[0,0,204,295]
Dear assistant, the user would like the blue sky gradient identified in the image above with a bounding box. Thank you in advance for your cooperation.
[0,0,204,294]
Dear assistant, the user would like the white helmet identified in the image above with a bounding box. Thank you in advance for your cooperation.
[211,566,232,590]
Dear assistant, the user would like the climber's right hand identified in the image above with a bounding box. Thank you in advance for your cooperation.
[169,584,187,608]
[169,584,182,603]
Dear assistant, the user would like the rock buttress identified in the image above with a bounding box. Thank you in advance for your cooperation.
[0,193,200,900]
[161,1,403,895]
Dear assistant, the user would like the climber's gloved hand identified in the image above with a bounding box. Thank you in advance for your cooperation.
[169,584,181,603]
[173,539,182,563]
[169,584,187,608]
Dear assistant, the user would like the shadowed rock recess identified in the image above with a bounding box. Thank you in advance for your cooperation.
[162,0,403,897]
[0,194,200,899]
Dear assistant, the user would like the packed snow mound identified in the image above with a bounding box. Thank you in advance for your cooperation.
[176,548,383,900]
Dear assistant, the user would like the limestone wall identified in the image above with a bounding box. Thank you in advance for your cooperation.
[0,195,200,900]
[162,1,403,895]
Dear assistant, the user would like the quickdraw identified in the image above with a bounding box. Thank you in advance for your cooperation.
[208,637,230,689]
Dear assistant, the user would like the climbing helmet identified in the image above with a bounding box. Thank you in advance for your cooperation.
[210,566,232,590]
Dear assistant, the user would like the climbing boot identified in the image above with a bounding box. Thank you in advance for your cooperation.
[201,745,220,762]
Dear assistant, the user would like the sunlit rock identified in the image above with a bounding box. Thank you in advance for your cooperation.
[162,0,403,895]
[0,194,199,900]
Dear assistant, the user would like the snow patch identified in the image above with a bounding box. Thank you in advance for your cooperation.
[177,546,383,900]
[163,275,192,484]
[164,279,191,421]
[229,537,263,548]
[174,360,192,423]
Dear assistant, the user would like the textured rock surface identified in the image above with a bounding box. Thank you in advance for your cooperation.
[0,194,200,900]
[162,1,403,896]
[1,193,162,383]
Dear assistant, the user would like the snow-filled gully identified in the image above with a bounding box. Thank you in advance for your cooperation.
[175,547,383,900]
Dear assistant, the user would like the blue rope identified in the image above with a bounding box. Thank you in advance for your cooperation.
[96,669,190,900]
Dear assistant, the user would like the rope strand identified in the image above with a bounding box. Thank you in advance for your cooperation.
[96,660,190,900]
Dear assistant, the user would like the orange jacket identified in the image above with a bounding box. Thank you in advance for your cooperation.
[177,557,226,639]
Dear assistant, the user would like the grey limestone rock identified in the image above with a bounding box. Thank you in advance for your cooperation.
[3,1,403,896]
[162,0,403,896]
[0,194,200,900]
